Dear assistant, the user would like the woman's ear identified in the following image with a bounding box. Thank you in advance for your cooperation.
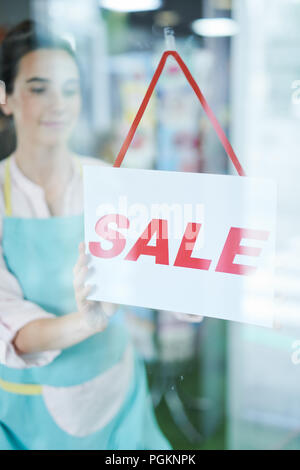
[0,96,13,117]
[0,80,5,105]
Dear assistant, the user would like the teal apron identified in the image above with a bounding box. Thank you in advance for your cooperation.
[0,157,171,450]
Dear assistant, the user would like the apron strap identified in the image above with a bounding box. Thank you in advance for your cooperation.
[0,377,42,395]
[4,158,12,217]
[113,50,246,177]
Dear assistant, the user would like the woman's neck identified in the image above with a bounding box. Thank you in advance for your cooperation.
[13,141,74,193]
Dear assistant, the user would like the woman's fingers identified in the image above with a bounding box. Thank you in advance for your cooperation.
[73,241,88,274]
[101,302,118,318]
[84,302,109,331]
[74,242,117,331]
[73,265,88,290]
[76,283,93,304]
[79,241,85,254]
[73,253,90,276]
[187,315,203,323]
[173,312,203,323]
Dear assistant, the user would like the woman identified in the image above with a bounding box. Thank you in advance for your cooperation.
[0,20,172,450]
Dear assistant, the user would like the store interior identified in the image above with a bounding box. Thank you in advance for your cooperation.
[1,0,300,450]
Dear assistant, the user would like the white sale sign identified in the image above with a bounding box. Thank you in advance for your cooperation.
[83,166,277,327]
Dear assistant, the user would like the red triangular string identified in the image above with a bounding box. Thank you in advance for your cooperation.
[113,50,245,177]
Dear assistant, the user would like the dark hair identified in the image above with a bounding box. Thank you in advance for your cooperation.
[0,20,80,95]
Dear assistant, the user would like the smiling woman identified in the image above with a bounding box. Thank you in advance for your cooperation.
[0,20,172,450]
[0,21,83,212]
[5,49,81,149]
[1,21,81,151]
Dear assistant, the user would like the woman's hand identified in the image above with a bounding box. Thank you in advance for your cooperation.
[73,242,118,332]
[11,242,118,355]
[172,312,204,323]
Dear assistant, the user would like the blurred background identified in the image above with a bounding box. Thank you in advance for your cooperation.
[1,0,300,450]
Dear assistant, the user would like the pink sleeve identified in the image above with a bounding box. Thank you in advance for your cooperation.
[0,241,61,369]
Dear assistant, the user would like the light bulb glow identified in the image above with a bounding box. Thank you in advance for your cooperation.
[191,18,239,37]
[100,0,162,12]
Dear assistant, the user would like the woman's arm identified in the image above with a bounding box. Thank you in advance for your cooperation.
[12,242,117,355]
[12,310,101,354]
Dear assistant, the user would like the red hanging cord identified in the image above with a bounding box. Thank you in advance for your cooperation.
[113,50,246,177]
